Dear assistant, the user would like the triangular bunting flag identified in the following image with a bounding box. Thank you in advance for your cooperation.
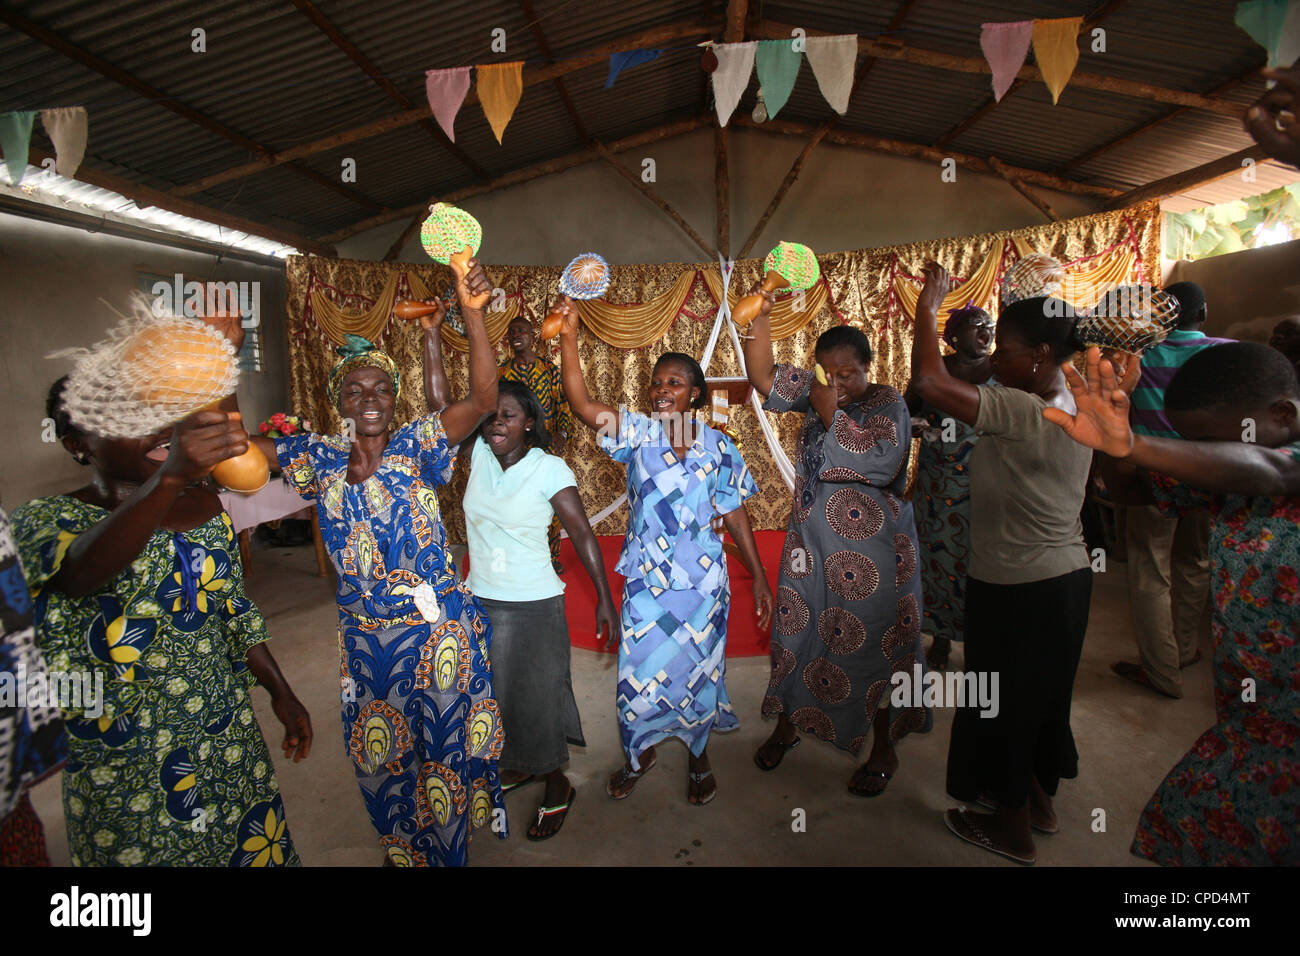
[1032,17,1083,105]
[804,34,857,114]
[40,106,87,177]
[1235,0,1300,66]
[425,67,471,142]
[755,40,803,119]
[712,41,757,126]
[607,48,661,88]
[0,111,37,185]
[980,21,1034,102]
[477,62,524,144]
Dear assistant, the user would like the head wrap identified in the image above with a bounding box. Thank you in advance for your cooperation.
[942,301,993,346]
[328,334,401,407]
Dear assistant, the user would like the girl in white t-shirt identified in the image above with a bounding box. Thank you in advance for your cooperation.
[463,380,617,841]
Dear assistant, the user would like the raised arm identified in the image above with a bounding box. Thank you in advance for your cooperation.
[420,298,451,413]
[550,487,618,647]
[440,258,498,446]
[1044,348,1300,497]
[51,410,249,598]
[556,297,617,432]
[740,284,778,397]
[909,261,982,427]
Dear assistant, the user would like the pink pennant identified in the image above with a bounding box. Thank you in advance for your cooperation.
[425,67,472,142]
[980,21,1034,102]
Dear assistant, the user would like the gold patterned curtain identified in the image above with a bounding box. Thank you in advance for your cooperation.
[284,202,1159,543]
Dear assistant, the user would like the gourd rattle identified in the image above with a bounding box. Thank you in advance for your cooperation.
[731,241,821,329]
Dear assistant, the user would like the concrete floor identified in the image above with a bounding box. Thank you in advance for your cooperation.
[30,542,1215,866]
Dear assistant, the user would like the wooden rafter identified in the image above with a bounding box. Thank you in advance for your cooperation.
[170,19,716,199]
[1055,64,1264,174]
[596,141,713,258]
[325,116,710,246]
[0,3,388,218]
[723,0,748,43]
[715,125,729,255]
[1105,146,1269,209]
[24,146,335,256]
[289,0,490,182]
[988,156,1060,221]
[733,115,1121,198]
[931,0,1130,148]
[738,121,832,257]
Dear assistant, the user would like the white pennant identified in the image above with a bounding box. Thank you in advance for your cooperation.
[804,34,857,114]
[40,107,88,177]
[711,42,757,127]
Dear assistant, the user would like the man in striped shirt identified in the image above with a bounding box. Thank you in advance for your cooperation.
[1115,282,1233,698]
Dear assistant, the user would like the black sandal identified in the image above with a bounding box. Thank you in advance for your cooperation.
[753,735,800,771]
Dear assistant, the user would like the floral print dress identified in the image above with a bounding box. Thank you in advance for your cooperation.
[12,497,297,866]
[1131,440,1300,865]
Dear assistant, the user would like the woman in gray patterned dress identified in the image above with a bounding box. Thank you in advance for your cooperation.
[743,292,931,796]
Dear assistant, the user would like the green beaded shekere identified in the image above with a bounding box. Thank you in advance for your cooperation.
[764,241,820,290]
[419,202,482,265]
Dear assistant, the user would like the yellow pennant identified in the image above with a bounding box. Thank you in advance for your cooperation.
[1032,17,1082,105]
[477,62,524,144]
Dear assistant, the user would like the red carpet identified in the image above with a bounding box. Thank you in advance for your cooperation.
[552,531,784,657]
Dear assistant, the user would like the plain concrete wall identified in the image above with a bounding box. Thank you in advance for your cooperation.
[1167,237,1300,343]
[0,212,290,510]
[339,127,1104,265]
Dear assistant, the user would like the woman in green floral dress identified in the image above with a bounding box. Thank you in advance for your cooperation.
[12,376,312,866]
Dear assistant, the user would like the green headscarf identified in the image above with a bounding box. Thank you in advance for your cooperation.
[327,334,401,407]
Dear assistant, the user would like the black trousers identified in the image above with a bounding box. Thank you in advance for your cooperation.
[946,566,1092,809]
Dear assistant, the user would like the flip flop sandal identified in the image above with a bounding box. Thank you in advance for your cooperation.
[944,808,1036,866]
[848,767,893,798]
[501,774,537,794]
[526,787,576,842]
[687,770,717,806]
[753,735,800,772]
[1111,661,1179,699]
[606,754,657,800]
[974,794,1058,835]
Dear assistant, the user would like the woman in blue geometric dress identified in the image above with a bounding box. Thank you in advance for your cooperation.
[246,258,506,866]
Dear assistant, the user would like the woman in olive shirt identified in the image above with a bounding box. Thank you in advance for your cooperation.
[910,262,1093,866]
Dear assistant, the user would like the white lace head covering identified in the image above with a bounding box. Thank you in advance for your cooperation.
[50,296,239,439]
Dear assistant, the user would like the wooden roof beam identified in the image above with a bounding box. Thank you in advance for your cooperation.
[732,115,1122,198]
[1105,146,1269,209]
[988,155,1061,221]
[172,19,717,198]
[289,0,491,182]
[330,116,711,248]
[0,4,389,213]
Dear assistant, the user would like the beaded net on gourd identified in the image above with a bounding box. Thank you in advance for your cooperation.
[1076,284,1181,354]
[52,298,239,439]
[1001,253,1065,307]
[419,202,482,265]
[764,241,820,290]
[558,253,611,300]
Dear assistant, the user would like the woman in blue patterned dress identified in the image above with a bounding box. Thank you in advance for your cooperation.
[1047,342,1300,865]
[244,258,506,865]
[904,304,995,670]
[553,301,773,805]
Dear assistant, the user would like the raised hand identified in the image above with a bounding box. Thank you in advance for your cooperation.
[917,261,951,318]
[555,295,581,338]
[200,312,245,353]
[1245,60,1300,169]
[454,256,493,313]
[418,297,448,332]
[1042,347,1136,457]
[160,409,250,485]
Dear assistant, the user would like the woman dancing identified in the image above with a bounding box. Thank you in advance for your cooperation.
[14,372,311,866]
[1046,342,1300,865]
[905,303,995,671]
[910,262,1093,865]
[554,301,772,805]
[241,257,505,866]
[743,290,931,796]
[462,379,618,839]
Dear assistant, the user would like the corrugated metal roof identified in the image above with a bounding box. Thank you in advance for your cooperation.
[0,0,1285,248]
